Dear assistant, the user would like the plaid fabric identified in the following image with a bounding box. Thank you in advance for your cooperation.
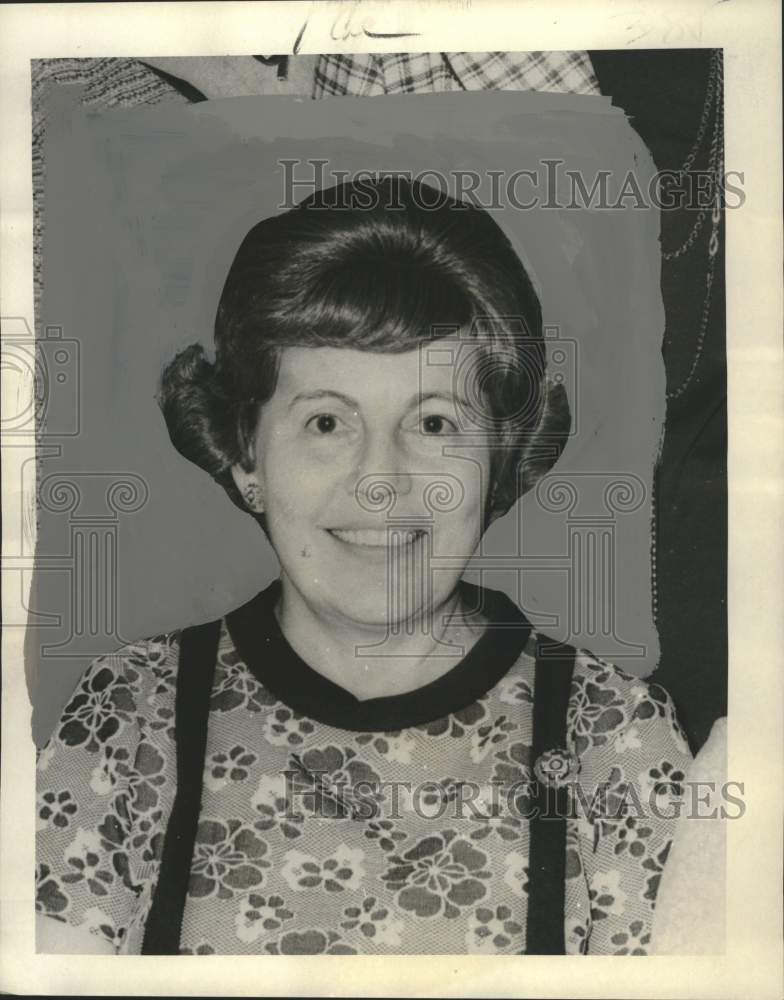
[313,50,600,97]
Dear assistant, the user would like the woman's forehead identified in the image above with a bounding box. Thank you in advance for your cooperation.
[275,340,484,399]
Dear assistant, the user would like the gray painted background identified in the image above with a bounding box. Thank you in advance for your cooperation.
[30,89,664,744]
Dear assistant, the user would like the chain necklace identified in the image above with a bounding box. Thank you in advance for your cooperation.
[663,49,724,401]
[652,51,724,625]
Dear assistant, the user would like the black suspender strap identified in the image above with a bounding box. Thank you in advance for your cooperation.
[524,637,577,955]
[141,618,222,955]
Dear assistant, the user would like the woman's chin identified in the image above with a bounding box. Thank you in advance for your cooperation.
[323,589,426,631]
[298,576,440,634]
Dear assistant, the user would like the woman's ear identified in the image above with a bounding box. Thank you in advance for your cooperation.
[230,462,265,513]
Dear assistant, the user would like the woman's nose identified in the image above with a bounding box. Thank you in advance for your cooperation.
[345,434,414,511]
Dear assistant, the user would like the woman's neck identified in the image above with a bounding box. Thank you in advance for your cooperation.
[273,577,488,701]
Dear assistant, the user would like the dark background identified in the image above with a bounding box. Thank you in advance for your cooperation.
[590,50,727,752]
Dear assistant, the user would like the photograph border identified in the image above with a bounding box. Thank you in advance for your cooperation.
[1,2,781,997]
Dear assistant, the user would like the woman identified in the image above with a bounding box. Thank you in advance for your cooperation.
[36,178,692,955]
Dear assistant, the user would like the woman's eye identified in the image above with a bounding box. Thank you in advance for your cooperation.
[421,414,458,435]
[306,413,343,435]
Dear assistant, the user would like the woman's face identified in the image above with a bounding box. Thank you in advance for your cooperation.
[232,339,495,630]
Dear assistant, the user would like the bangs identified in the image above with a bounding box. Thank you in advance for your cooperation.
[270,248,477,353]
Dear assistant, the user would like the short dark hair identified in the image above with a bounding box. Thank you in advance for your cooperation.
[158,177,570,535]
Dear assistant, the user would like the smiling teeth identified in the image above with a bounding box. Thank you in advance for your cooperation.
[330,528,423,547]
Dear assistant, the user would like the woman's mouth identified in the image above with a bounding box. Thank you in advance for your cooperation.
[327,528,425,549]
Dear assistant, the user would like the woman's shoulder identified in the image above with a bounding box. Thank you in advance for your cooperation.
[521,629,687,734]
[86,628,184,689]
[572,646,677,717]
[567,646,692,759]
[73,617,236,709]
[41,617,235,764]
[40,629,188,759]
[60,621,215,727]
[85,615,230,678]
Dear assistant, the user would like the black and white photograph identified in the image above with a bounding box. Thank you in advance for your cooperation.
[0,1,781,995]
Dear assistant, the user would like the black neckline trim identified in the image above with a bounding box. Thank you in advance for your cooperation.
[225,578,532,732]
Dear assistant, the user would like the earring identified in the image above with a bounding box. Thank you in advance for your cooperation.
[243,483,264,512]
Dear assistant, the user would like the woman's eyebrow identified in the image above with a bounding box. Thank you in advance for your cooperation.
[288,389,469,410]
[288,389,358,410]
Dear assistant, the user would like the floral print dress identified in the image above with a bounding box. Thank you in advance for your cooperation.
[36,579,692,955]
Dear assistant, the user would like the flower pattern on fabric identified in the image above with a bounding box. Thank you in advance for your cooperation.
[466,903,524,953]
[415,700,487,739]
[296,744,383,818]
[263,928,357,955]
[467,783,526,844]
[250,773,305,840]
[36,862,69,916]
[341,895,405,947]
[262,707,317,747]
[128,807,165,864]
[610,918,651,955]
[588,870,627,921]
[576,650,636,684]
[363,819,407,853]
[61,829,116,897]
[79,906,126,950]
[564,825,585,881]
[497,673,534,707]
[36,611,693,954]
[354,730,417,764]
[37,790,78,831]
[640,841,672,903]
[577,764,633,843]
[204,745,258,792]
[614,725,642,754]
[565,915,590,955]
[189,819,271,899]
[211,648,277,714]
[488,741,535,820]
[470,714,520,763]
[126,742,166,814]
[492,740,534,787]
[631,682,691,753]
[95,807,141,893]
[413,776,467,812]
[281,844,366,893]
[381,830,491,918]
[127,637,176,705]
[568,673,630,756]
[613,816,654,858]
[638,760,687,807]
[235,893,294,944]
[502,850,530,898]
[147,703,176,743]
[57,663,137,753]
[89,745,133,796]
